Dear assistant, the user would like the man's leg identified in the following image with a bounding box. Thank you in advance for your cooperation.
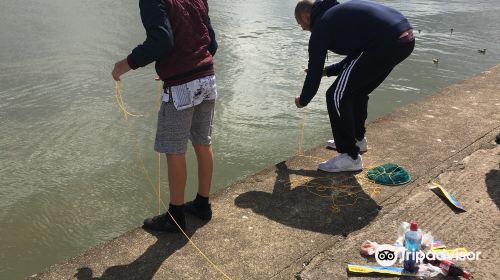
[352,69,392,141]
[325,52,370,159]
[353,94,369,142]
[352,38,415,140]
[328,37,414,145]
[326,84,359,159]
[321,88,362,172]
[321,51,397,172]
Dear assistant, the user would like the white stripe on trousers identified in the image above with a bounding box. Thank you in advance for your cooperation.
[333,60,355,115]
[333,52,364,116]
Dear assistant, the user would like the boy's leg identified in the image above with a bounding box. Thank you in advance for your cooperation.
[190,99,215,197]
[186,99,215,220]
[155,101,193,205]
[193,144,213,197]
[143,101,193,232]
[166,153,187,205]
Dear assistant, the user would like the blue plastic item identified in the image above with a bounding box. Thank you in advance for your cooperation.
[404,221,422,272]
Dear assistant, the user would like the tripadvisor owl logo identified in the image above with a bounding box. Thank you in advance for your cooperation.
[375,244,398,266]
[375,244,482,267]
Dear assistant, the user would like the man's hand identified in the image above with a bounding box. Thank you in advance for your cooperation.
[304,68,327,77]
[112,58,132,81]
[295,96,304,108]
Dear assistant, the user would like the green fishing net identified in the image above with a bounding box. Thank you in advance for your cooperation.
[367,163,411,185]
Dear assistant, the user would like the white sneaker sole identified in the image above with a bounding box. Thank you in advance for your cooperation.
[318,165,363,173]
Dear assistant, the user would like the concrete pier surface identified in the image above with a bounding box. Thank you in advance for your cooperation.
[30,65,500,280]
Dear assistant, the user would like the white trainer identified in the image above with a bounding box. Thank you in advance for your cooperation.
[318,153,363,173]
[326,137,368,152]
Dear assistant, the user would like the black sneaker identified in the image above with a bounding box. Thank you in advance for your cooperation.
[142,212,186,232]
[184,201,212,221]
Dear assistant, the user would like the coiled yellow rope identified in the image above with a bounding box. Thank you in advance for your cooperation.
[296,108,307,156]
[114,82,143,118]
[291,108,382,213]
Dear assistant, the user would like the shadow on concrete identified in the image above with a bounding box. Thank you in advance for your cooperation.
[74,219,208,280]
[235,161,380,236]
[485,165,500,209]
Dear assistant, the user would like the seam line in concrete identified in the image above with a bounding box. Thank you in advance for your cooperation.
[379,123,500,207]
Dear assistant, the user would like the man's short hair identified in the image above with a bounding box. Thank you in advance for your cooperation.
[295,0,314,19]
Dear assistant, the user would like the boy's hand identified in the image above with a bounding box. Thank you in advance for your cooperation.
[295,96,304,108]
[112,58,132,81]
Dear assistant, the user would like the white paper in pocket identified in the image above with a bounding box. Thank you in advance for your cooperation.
[162,75,217,111]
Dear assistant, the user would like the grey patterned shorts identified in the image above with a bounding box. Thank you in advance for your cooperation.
[154,99,215,154]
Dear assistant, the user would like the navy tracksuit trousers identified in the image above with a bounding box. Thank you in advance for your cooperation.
[326,39,415,159]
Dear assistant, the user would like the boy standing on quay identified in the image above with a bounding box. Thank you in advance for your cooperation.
[112,0,218,232]
[294,0,414,172]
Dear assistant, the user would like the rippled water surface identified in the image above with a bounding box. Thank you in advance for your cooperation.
[1,0,499,278]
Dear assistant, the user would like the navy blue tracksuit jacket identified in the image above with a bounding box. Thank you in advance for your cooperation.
[299,0,412,106]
